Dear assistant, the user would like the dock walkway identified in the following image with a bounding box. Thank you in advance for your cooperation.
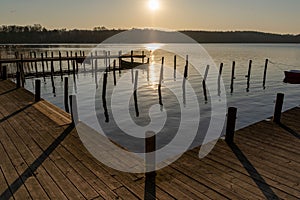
[0,79,299,199]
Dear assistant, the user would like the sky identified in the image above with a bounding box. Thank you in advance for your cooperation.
[0,0,300,34]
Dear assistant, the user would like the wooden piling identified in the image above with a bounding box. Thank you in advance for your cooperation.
[174,55,177,71]
[45,52,49,71]
[113,60,117,86]
[158,58,164,106]
[218,63,224,96]
[50,52,56,94]
[102,73,108,100]
[75,52,79,72]
[246,60,252,92]
[102,73,109,122]
[134,70,139,117]
[67,51,70,74]
[1,65,7,80]
[83,51,86,72]
[263,59,269,89]
[273,93,284,124]
[59,51,63,80]
[225,107,237,144]
[69,95,79,125]
[144,131,156,200]
[203,65,210,102]
[131,50,134,64]
[142,51,145,63]
[30,52,34,70]
[72,60,76,82]
[91,53,94,72]
[35,79,41,102]
[184,55,189,78]
[118,51,122,73]
[20,54,25,87]
[64,77,69,113]
[16,72,21,88]
[34,52,38,77]
[230,61,236,94]
[95,51,98,72]
[40,53,46,82]
[108,51,111,71]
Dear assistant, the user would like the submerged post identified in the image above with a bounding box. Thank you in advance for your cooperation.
[273,93,284,124]
[70,95,79,125]
[64,77,69,113]
[230,61,236,94]
[225,107,237,144]
[35,79,41,102]
[263,59,269,89]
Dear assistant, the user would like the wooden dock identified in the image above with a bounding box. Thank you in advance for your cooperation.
[0,79,299,199]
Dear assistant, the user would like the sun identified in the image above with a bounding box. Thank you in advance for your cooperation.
[148,0,160,11]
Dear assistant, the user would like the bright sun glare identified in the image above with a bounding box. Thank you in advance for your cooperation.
[148,0,160,11]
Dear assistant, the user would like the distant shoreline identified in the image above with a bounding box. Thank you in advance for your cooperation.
[0,29,299,44]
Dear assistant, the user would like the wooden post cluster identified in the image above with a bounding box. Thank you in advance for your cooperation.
[273,93,284,124]
[225,107,238,144]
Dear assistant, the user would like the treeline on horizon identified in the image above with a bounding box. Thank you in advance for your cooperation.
[0,24,300,44]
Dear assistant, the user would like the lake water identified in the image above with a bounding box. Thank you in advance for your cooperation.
[1,43,300,153]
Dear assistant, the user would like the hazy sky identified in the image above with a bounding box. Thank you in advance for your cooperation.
[1,0,300,34]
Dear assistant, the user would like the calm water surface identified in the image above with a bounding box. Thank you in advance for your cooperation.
[1,43,300,149]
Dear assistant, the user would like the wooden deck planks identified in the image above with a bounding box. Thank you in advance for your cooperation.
[0,79,300,199]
